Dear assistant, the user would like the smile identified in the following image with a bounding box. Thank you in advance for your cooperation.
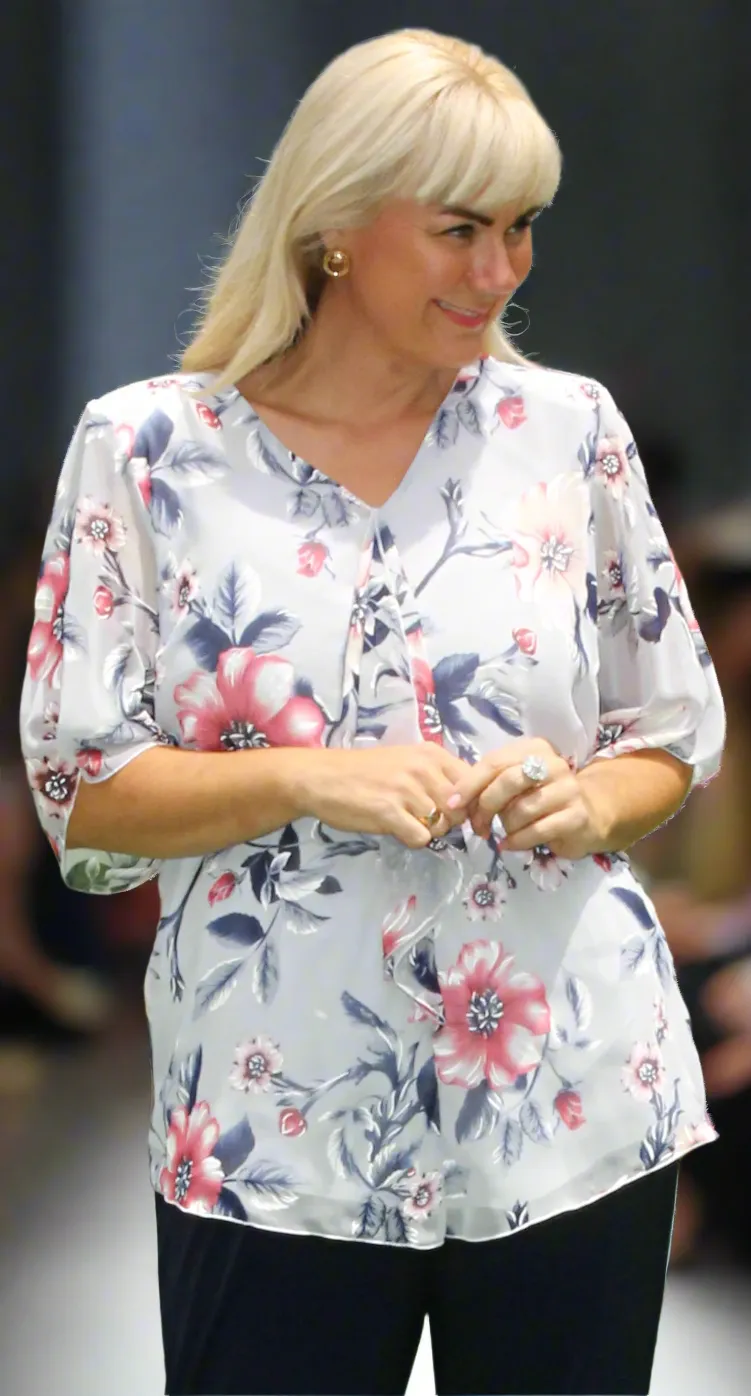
[435,300,490,328]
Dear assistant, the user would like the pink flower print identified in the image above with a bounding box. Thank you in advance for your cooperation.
[680,1117,717,1148]
[74,498,127,555]
[76,748,103,778]
[93,584,115,618]
[230,1035,283,1093]
[595,436,630,498]
[592,852,613,872]
[554,1089,586,1130]
[27,756,78,818]
[509,475,590,607]
[402,1171,442,1222]
[463,874,505,922]
[130,455,152,508]
[512,627,537,656]
[622,1042,666,1100]
[410,657,444,744]
[601,549,626,594]
[172,561,199,616]
[496,394,527,429]
[175,648,327,751]
[195,401,221,430]
[654,998,670,1046]
[159,1102,224,1213]
[147,377,182,391]
[114,422,135,461]
[525,846,574,891]
[297,541,329,577]
[382,895,417,959]
[27,552,70,682]
[579,380,601,401]
[208,871,238,906]
[43,701,60,731]
[279,1107,307,1138]
[435,940,551,1090]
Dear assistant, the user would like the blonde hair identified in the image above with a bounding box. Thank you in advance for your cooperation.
[181,29,562,388]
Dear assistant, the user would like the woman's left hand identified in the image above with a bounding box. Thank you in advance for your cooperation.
[447,737,606,860]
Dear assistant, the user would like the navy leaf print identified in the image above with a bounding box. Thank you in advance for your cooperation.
[355,1196,386,1239]
[167,441,225,479]
[216,563,247,629]
[466,693,523,736]
[637,587,672,643]
[384,1207,409,1244]
[278,823,301,873]
[252,938,279,1006]
[290,489,319,519]
[317,875,343,895]
[341,991,392,1037]
[239,609,302,652]
[416,1058,439,1128]
[434,653,480,702]
[578,429,598,478]
[150,477,183,534]
[455,1081,500,1144]
[520,1100,551,1144]
[327,1126,361,1180]
[185,617,232,672]
[207,913,265,947]
[133,408,174,466]
[410,941,439,994]
[621,937,647,973]
[586,571,598,622]
[496,1116,524,1167]
[370,1145,419,1190]
[435,408,459,449]
[610,886,655,930]
[321,491,352,529]
[215,1187,247,1221]
[214,1117,256,1176]
[654,933,674,989]
[193,957,244,1017]
[235,1163,298,1208]
[177,1045,203,1113]
[456,397,482,435]
[506,1200,530,1230]
[244,849,276,904]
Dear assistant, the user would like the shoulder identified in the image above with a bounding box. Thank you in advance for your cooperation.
[85,372,226,449]
[479,355,620,426]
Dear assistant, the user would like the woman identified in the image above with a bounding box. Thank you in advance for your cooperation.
[20,28,725,1396]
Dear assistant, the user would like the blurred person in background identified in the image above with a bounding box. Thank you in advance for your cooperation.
[637,497,751,1266]
[17,29,725,1396]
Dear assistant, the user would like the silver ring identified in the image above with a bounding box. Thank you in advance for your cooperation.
[521,755,549,785]
[420,806,442,830]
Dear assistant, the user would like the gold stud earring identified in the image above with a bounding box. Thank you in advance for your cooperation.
[322,248,351,278]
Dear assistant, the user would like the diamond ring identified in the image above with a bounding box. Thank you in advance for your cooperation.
[521,755,549,785]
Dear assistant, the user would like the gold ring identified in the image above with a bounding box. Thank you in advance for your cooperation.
[420,806,442,830]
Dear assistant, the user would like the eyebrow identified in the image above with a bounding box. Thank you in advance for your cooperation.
[439,203,544,227]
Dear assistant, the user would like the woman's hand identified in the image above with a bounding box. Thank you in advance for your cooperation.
[445,737,606,859]
[291,744,471,849]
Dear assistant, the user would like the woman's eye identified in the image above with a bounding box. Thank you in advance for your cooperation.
[445,223,476,240]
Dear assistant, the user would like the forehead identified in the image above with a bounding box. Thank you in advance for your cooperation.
[370,196,537,229]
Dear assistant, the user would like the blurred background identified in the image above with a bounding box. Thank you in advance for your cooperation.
[1,2,750,1393]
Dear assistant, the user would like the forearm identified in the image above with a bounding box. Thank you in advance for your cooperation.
[577,748,693,853]
[66,745,314,859]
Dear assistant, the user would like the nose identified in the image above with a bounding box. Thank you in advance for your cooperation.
[468,237,524,300]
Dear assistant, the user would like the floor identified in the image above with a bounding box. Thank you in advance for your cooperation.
[1,1006,750,1396]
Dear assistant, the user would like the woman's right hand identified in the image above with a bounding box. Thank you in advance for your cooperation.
[290,744,471,848]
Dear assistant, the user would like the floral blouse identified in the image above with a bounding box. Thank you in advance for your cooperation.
[20,356,725,1247]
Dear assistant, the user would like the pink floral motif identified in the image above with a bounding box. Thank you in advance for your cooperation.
[410,656,444,744]
[463,874,505,922]
[93,585,115,618]
[382,895,417,959]
[27,756,78,817]
[601,550,625,594]
[230,1035,283,1093]
[130,456,152,508]
[297,541,329,577]
[175,648,327,750]
[279,1107,307,1138]
[171,561,199,616]
[74,498,127,555]
[208,871,238,906]
[496,394,527,429]
[622,1042,666,1100]
[159,1101,224,1213]
[512,627,537,656]
[680,1117,717,1148]
[76,748,103,778]
[27,553,70,682]
[435,939,551,1090]
[509,475,590,607]
[196,401,221,430]
[592,852,613,872]
[579,380,601,401]
[654,998,670,1046]
[554,1089,586,1130]
[595,436,630,499]
[525,846,574,891]
[402,1171,442,1222]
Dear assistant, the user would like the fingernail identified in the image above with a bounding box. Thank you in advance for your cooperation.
[447,793,463,810]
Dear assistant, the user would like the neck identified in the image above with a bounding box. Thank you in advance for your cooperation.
[240,289,462,429]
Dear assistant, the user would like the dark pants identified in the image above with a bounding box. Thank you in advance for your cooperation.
[156,1162,678,1396]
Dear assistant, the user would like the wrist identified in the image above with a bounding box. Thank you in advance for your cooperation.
[575,764,618,852]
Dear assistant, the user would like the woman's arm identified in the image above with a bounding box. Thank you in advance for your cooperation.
[576,748,692,853]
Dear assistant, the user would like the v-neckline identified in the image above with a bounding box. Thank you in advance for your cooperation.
[216,360,485,515]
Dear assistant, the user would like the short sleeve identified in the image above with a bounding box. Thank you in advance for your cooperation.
[589,383,725,788]
[19,403,169,894]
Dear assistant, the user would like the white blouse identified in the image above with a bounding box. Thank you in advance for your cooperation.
[20,356,724,1246]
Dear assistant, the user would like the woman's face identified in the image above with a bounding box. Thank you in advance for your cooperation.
[323,197,540,368]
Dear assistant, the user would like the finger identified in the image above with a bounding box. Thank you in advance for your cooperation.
[450,748,560,816]
[498,808,585,854]
[702,1036,751,1098]
[475,774,571,835]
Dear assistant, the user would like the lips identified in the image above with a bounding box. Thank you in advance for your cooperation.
[435,300,490,328]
